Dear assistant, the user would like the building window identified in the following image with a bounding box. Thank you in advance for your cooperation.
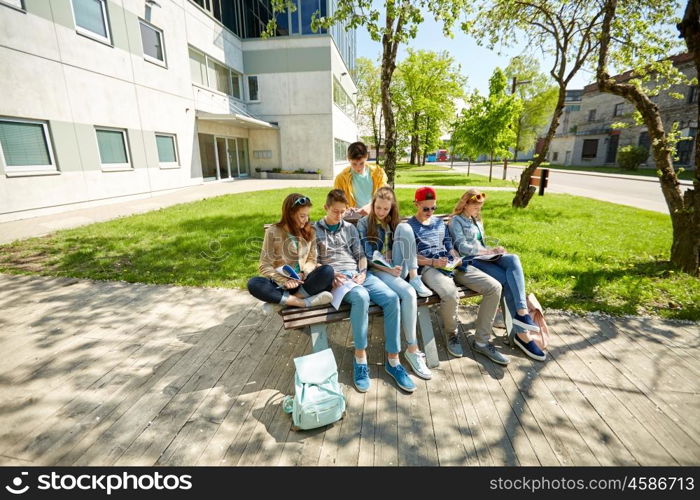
[247,75,259,101]
[676,128,696,165]
[139,19,165,66]
[208,60,231,95]
[638,131,650,151]
[189,47,208,86]
[192,0,222,22]
[0,118,57,173]
[688,86,699,104]
[333,77,355,118]
[189,46,246,100]
[96,128,130,170]
[334,138,350,162]
[1,0,24,10]
[588,109,596,122]
[253,150,272,159]
[582,139,598,159]
[231,73,242,100]
[71,0,111,45]
[155,134,179,167]
[552,151,559,162]
[613,103,623,117]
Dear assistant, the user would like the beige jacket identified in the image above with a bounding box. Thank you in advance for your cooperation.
[259,224,319,286]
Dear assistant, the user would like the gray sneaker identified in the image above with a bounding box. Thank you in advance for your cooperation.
[404,349,432,379]
[446,335,463,357]
[471,340,510,365]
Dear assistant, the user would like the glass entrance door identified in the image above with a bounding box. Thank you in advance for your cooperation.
[216,137,230,179]
[236,138,250,177]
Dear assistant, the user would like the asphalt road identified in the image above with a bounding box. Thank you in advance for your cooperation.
[443,162,693,214]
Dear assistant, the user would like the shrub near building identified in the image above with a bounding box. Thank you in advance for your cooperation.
[617,145,650,171]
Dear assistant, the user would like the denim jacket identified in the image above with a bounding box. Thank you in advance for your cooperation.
[356,215,392,260]
[448,214,486,262]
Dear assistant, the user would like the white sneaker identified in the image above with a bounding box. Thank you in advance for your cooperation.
[404,349,432,379]
[306,291,333,307]
[409,276,433,298]
[262,302,284,315]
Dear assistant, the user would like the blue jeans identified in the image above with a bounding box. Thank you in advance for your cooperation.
[390,222,419,279]
[371,271,418,347]
[472,254,527,333]
[342,272,401,354]
[247,265,334,303]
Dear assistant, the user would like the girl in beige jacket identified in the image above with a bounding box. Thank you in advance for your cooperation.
[247,193,334,313]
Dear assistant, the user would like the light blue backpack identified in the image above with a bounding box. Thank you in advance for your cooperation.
[282,348,346,431]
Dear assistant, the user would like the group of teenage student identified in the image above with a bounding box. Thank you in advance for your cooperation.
[247,142,546,395]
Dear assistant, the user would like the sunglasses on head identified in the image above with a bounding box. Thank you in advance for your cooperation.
[422,205,438,212]
[292,196,311,207]
[467,192,487,203]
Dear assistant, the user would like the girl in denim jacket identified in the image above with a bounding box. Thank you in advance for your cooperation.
[448,189,546,361]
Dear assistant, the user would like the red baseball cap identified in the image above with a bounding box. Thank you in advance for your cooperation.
[414,186,436,202]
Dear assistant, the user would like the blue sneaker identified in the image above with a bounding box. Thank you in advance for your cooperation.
[384,362,416,392]
[353,360,370,392]
[513,313,540,332]
[446,335,463,357]
[513,334,546,361]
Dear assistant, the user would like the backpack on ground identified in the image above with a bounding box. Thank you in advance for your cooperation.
[282,348,346,431]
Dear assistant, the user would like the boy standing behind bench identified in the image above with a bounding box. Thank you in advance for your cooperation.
[315,189,416,394]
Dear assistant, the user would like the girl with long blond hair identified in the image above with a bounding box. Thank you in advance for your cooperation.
[356,187,434,380]
[449,188,545,361]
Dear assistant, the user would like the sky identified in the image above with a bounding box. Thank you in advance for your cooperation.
[355,3,687,95]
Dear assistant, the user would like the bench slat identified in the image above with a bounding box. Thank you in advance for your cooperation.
[280,286,481,330]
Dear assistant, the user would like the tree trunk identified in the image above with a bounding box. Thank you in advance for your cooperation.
[489,152,493,182]
[467,158,471,176]
[596,0,699,275]
[512,87,566,208]
[675,0,700,274]
[380,27,400,186]
[513,115,522,161]
[410,112,420,164]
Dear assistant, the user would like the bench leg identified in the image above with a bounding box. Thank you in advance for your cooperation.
[307,324,329,352]
[500,293,514,345]
[417,305,439,368]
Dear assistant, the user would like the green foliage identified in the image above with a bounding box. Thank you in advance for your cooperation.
[453,68,521,161]
[617,145,650,170]
[393,49,466,161]
[504,56,559,153]
[355,57,383,154]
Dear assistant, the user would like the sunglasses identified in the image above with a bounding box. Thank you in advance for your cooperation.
[467,192,487,203]
[292,196,311,207]
[421,205,438,212]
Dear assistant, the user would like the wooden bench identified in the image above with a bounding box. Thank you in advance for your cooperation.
[529,167,550,196]
[263,214,508,368]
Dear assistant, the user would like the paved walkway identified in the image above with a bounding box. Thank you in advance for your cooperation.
[1,274,697,466]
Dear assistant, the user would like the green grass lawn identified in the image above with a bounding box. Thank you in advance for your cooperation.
[395,169,515,187]
[509,162,696,181]
[394,162,452,171]
[1,187,697,320]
